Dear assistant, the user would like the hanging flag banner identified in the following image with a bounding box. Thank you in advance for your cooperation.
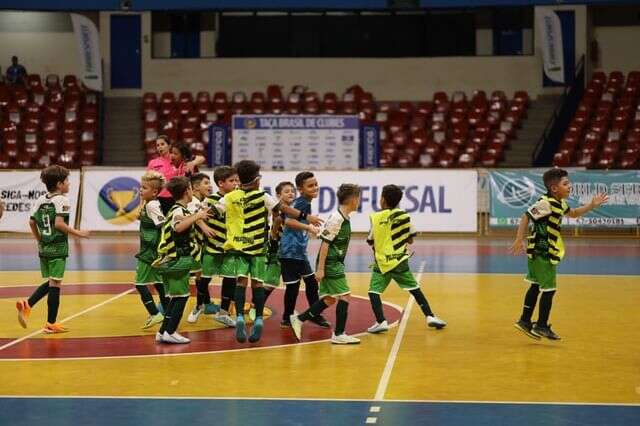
[537,8,565,84]
[71,13,103,91]
[489,170,640,227]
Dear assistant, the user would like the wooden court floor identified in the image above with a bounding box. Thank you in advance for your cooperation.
[0,236,638,425]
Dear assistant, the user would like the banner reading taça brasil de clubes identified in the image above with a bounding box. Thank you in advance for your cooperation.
[79,168,478,232]
[0,170,81,232]
[489,170,640,227]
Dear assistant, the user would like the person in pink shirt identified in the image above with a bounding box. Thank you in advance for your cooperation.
[147,136,205,214]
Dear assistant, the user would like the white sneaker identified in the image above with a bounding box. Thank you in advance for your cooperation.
[367,320,389,334]
[331,333,360,345]
[162,331,190,344]
[214,311,236,328]
[427,315,447,329]
[155,331,163,342]
[187,306,204,323]
[290,314,303,342]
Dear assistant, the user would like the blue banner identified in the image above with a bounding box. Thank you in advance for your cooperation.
[208,125,230,167]
[489,170,640,227]
[360,124,380,169]
[232,115,359,130]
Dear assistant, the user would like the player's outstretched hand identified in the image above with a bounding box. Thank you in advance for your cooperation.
[307,214,324,226]
[196,206,211,221]
[306,224,320,237]
[590,193,609,208]
[508,239,525,255]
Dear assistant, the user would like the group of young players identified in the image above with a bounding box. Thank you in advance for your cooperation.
[14,163,607,344]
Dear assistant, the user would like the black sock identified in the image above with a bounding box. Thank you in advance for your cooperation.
[334,300,349,335]
[167,297,188,334]
[264,287,274,302]
[47,286,61,324]
[299,299,329,322]
[252,286,265,318]
[137,286,159,315]
[283,282,300,319]
[410,288,434,318]
[196,277,212,306]
[303,275,319,306]
[220,277,236,312]
[153,283,169,312]
[159,298,176,334]
[27,281,49,307]
[234,285,246,318]
[537,291,555,327]
[368,292,386,323]
[520,284,540,322]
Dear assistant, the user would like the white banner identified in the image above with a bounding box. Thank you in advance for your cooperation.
[0,171,80,232]
[71,13,103,91]
[232,115,360,171]
[259,170,478,232]
[81,169,145,231]
[78,168,477,232]
[537,8,565,84]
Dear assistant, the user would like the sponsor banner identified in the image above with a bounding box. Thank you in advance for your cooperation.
[208,124,230,167]
[537,8,565,84]
[0,170,81,232]
[70,13,103,91]
[79,168,477,232]
[260,170,477,232]
[81,169,146,231]
[232,115,360,170]
[489,170,640,227]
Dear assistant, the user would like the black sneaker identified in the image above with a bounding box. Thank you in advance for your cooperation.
[280,319,292,329]
[532,324,561,340]
[309,315,331,328]
[514,319,540,340]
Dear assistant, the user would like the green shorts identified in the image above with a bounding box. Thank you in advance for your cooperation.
[202,253,225,278]
[319,275,350,298]
[368,260,419,294]
[135,260,162,285]
[162,269,190,296]
[221,252,266,282]
[40,257,66,281]
[525,256,557,291]
[263,259,282,288]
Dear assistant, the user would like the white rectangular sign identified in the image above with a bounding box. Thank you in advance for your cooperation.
[232,115,360,171]
[80,169,146,231]
[259,170,478,232]
[0,170,81,232]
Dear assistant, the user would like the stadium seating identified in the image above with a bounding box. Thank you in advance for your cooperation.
[0,74,100,169]
[554,70,640,169]
[141,85,529,168]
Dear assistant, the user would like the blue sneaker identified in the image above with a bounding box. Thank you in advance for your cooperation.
[248,317,263,343]
[235,315,247,343]
[204,303,220,314]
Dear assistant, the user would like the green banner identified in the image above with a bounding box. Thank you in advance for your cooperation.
[489,170,640,227]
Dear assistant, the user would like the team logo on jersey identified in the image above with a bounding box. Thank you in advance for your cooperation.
[98,177,142,225]
[498,177,537,208]
[245,118,257,129]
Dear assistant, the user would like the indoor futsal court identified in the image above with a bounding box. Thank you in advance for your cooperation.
[0,235,638,425]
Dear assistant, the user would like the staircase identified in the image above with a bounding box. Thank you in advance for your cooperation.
[503,95,560,168]
[102,97,144,166]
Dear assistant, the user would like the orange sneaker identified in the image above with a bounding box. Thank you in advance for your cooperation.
[43,322,68,334]
[16,300,31,329]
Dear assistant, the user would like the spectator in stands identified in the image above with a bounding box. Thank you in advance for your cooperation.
[147,135,205,214]
[6,56,27,85]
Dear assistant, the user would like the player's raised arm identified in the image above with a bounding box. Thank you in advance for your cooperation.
[567,193,609,218]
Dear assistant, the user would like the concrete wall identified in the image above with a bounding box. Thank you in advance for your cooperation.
[591,5,640,73]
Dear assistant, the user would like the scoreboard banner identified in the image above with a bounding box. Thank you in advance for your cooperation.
[231,115,360,170]
[489,170,640,227]
[259,169,478,232]
[0,170,81,232]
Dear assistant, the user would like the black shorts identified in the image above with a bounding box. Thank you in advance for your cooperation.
[280,258,314,285]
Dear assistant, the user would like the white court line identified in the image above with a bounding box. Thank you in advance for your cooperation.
[0,288,134,353]
[373,260,426,401]
[0,395,637,407]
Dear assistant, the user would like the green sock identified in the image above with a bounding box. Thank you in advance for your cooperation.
[334,300,348,335]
